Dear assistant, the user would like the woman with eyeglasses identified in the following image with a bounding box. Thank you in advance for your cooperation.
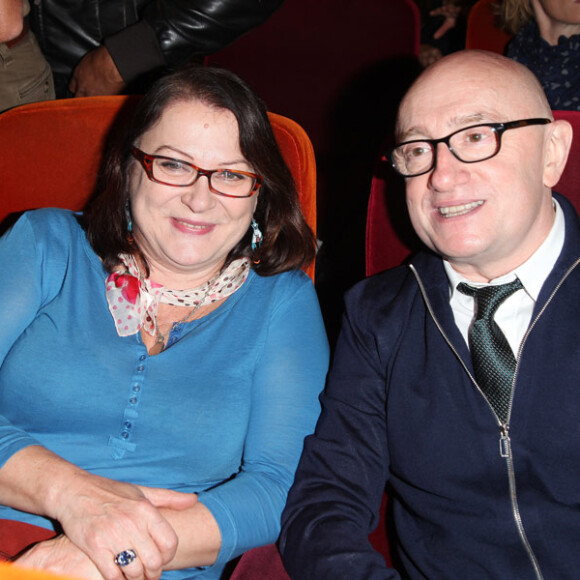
[498,0,580,110]
[0,65,329,579]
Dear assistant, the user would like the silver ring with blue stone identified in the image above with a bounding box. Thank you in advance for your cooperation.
[114,549,137,567]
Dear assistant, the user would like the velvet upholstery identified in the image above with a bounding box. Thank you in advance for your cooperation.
[0,521,57,561]
[0,96,318,279]
[229,543,289,579]
[465,0,512,53]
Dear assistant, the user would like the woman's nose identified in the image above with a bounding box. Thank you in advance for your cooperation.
[180,175,217,211]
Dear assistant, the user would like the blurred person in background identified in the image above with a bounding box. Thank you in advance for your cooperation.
[29,0,285,98]
[0,0,54,112]
[499,0,580,110]
[417,0,476,67]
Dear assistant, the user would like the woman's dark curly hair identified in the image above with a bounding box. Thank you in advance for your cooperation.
[84,65,316,276]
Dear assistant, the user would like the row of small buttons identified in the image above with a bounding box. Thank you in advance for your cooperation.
[108,352,147,459]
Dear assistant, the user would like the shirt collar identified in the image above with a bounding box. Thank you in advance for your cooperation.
[445,197,565,301]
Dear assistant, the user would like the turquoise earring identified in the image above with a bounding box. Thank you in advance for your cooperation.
[125,201,133,233]
[251,218,263,251]
[125,201,134,244]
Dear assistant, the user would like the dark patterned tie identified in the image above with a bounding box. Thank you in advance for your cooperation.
[457,279,524,423]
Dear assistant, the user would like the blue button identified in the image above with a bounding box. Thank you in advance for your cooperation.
[137,365,144,372]
[139,355,146,361]
[124,421,132,429]
[132,385,140,392]
[121,431,129,439]
[129,397,138,405]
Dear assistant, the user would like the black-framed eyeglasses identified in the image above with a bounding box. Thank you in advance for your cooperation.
[388,118,552,178]
[131,147,263,198]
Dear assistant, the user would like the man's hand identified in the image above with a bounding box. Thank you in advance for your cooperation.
[430,2,461,40]
[69,46,126,97]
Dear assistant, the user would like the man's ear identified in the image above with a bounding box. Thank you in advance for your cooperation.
[543,119,573,188]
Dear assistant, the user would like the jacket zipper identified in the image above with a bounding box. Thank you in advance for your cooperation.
[409,258,580,579]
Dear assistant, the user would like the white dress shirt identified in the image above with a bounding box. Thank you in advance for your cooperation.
[445,199,565,358]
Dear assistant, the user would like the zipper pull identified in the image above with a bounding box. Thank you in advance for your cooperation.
[499,426,510,458]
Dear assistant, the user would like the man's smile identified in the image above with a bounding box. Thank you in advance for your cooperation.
[438,201,484,218]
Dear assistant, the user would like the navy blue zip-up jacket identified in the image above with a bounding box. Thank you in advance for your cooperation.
[280,193,580,579]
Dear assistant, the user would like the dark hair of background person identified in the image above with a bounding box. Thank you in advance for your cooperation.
[84,65,316,277]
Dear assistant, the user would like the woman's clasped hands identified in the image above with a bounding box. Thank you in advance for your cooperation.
[14,471,198,580]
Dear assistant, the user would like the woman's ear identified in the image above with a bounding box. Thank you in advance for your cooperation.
[543,119,573,188]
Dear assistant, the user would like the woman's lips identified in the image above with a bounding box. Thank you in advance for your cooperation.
[171,217,216,234]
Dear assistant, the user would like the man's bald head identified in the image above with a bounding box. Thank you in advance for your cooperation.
[396,50,552,141]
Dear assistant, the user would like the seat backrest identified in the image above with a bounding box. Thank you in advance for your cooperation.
[365,110,580,277]
[553,110,580,207]
[0,96,317,279]
[0,96,139,221]
[365,142,421,277]
[465,0,512,53]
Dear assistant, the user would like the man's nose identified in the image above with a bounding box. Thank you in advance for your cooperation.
[428,142,469,191]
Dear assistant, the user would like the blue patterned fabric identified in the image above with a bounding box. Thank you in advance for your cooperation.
[507,20,580,111]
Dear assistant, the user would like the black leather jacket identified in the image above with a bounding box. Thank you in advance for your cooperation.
[30,0,284,84]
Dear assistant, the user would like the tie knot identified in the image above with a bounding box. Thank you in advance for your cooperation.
[458,278,523,320]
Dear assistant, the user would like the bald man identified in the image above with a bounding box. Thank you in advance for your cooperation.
[280,50,577,579]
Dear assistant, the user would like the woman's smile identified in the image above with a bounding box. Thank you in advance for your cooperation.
[171,217,216,235]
